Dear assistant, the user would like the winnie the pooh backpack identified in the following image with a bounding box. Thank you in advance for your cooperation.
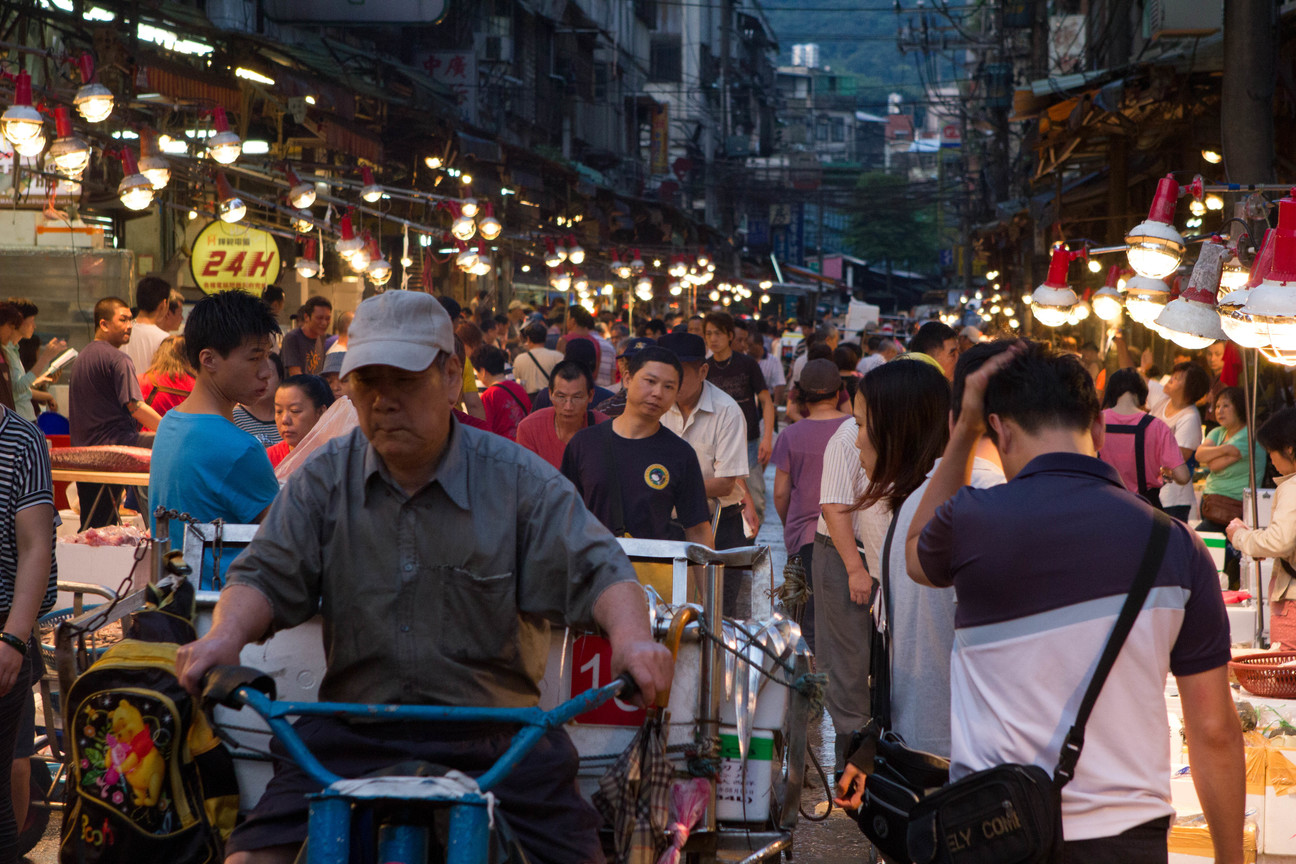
[59,576,238,864]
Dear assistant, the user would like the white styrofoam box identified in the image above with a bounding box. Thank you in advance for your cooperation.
[1198,531,1228,576]
[53,541,154,613]
[1230,603,1265,646]
[1246,487,1276,530]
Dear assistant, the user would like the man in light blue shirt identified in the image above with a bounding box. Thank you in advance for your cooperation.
[149,291,281,588]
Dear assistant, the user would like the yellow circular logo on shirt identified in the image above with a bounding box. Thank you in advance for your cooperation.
[644,464,670,490]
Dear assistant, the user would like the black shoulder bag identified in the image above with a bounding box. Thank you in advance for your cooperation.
[905,509,1173,864]
[851,510,951,862]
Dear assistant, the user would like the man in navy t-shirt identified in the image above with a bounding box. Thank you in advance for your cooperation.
[562,345,712,546]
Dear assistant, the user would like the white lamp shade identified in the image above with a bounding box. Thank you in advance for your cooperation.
[1091,287,1123,321]
[1155,298,1226,348]
[1125,219,1185,279]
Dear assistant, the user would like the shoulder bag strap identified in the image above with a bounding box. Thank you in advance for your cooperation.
[603,427,627,537]
[489,382,530,415]
[1053,509,1173,788]
[525,350,553,383]
[1132,412,1154,495]
[872,508,903,727]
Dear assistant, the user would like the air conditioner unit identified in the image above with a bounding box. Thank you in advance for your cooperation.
[1144,0,1222,40]
[479,34,513,63]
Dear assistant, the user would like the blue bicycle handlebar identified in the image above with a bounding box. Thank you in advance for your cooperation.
[204,667,638,791]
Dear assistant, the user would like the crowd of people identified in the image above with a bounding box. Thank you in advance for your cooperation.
[0,277,1267,864]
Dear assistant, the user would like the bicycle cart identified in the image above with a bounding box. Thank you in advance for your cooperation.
[53,513,815,863]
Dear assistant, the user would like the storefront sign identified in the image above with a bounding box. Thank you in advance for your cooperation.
[190,221,281,295]
[651,103,669,174]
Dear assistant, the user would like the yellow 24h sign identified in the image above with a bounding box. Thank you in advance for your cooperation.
[190,220,282,295]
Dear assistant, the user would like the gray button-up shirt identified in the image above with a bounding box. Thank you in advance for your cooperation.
[226,420,637,707]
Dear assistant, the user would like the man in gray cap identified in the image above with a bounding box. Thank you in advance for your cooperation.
[177,290,672,864]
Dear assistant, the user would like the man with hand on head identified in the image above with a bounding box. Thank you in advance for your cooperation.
[177,290,670,864]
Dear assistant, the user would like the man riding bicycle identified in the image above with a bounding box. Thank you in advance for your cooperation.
[177,290,673,864]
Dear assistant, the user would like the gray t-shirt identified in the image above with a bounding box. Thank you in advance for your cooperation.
[69,340,144,447]
[281,327,326,375]
[886,456,1004,757]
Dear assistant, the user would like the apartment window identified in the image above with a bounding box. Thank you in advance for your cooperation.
[832,117,845,142]
[635,0,657,27]
[816,119,828,142]
[650,35,682,82]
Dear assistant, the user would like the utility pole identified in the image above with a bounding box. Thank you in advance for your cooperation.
[1221,0,1276,186]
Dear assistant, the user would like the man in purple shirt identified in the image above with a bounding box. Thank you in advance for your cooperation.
[904,341,1244,863]
[69,298,162,529]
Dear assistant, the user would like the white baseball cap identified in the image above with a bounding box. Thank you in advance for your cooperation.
[340,291,455,378]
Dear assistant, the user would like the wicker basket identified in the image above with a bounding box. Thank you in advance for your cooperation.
[1229,651,1296,699]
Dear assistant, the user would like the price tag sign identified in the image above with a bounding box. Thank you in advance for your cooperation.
[569,635,647,727]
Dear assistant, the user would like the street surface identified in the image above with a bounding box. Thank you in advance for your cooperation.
[25,461,874,863]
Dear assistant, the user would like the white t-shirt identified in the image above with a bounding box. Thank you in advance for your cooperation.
[121,320,170,375]
[791,354,808,386]
[757,354,786,392]
[1154,402,1203,508]
[856,354,885,375]
[661,381,749,509]
[885,457,1005,756]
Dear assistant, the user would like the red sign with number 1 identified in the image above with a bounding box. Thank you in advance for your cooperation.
[570,636,647,726]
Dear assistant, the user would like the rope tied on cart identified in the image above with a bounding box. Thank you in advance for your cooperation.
[693,614,828,717]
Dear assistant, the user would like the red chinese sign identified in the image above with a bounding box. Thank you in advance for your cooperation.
[570,635,647,727]
[190,221,281,296]
[422,51,477,123]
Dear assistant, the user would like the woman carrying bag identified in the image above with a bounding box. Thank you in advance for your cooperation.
[1197,386,1267,589]
[1226,406,1296,649]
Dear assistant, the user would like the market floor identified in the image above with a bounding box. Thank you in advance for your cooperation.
[26,459,874,864]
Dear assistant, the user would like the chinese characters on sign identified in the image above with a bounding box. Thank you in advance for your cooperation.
[423,51,478,125]
[190,221,282,296]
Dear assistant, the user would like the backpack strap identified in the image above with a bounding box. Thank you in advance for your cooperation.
[1104,413,1156,495]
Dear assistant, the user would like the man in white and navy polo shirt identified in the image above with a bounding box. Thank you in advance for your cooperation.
[906,341,1244,864]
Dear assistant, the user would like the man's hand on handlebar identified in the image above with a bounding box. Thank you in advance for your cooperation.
[610,639,674,710]
[176,634,246,697]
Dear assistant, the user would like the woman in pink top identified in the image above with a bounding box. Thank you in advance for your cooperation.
[1097,368,1190,508]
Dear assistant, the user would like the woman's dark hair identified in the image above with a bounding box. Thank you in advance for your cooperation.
[279,374,334,411]
[471,344,508,377]
[855,359,951,513]
[1102,368,1148,409]
[983,341,1099,445]
[182,290,282,369]
[832,345,861,371]
[4,297,37,318]
[1257,407,1296,457]
[806,342,833,363]
[1216,386,1248,425]
[550,359,594,392]
[0,303,24,330]
[1173,361,1212,406]
[455,321,484,354]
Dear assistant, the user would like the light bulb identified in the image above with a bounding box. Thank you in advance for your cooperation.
[400,255,413,267]
[139,154,170,190]
[218,196,246,223]
[615,263,632,280]
[295,257,319,278]
[1009,319,1020,329]
[460,173,473,185]
[1189,199,1206,216]
[1,107,41,147]
[348,246,372,272]
[360,166,383,203]
[552,271,571,291]
[49,108,90,177]
[670,283,683,296]
[12,130,46,157]
[368,257,392,285]
[118,175,154,210]
[1202,150,1222,164]
[74,83,114,123]
[1032,305,1070,327]
[545,249,564,268]
[568,244,585,265]
[1205,194,1224,211]
[709,290,720,302]
[760,293,770,304]
[478,215,502,241]
[456,247,478,272]
[293,212,314,233]
[1092,289,1123,321]
[721,296,731,306]
[1220,256,1249,291]
[425,155,443,170]
[290,183,316,209]
[451,215,477,241]
[472,255,492,277]
[208,131,242,165]
[460,198,479,219]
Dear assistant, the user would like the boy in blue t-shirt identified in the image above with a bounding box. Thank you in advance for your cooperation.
[149,291,282,588]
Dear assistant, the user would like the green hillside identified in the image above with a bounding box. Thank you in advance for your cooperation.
[761,1,923,111]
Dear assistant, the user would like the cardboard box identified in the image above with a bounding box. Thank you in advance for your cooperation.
[1263,740,1296,855]
[1167,819,1256,862]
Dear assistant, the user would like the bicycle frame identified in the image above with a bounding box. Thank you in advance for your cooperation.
[216,674,633,864]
